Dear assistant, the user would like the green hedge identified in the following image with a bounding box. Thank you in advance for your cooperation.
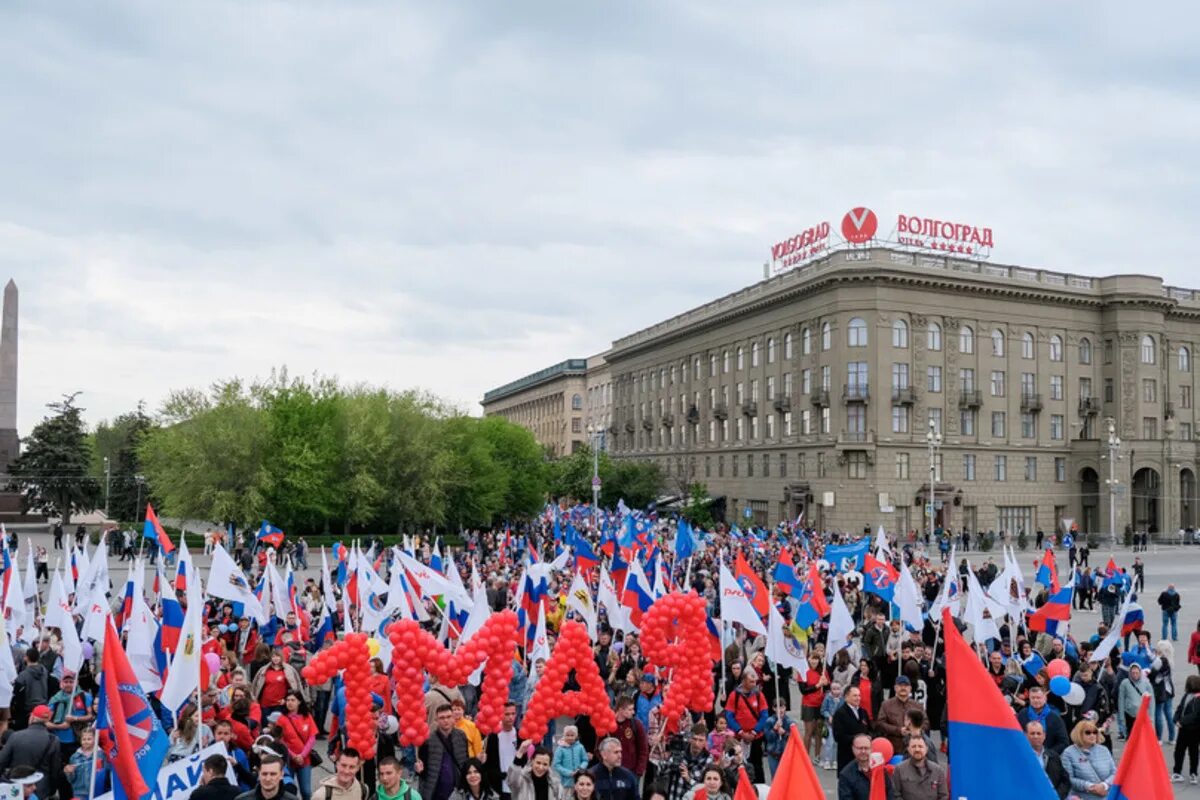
[96,523,464,551]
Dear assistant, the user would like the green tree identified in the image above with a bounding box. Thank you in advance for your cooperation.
[607,459,663,509]
[7,393,102,525]
[93,401,156,521]
[139,380,270,524]
[440,416,508,529]
[681,482,714,530]
[476,416,547,519]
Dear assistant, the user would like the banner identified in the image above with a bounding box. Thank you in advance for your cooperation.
[95,744,235,800]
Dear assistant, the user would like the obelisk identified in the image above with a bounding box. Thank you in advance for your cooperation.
[0,280,18,474]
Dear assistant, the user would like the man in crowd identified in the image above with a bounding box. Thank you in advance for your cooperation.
[377,756,420,800]
[832,686,871,772]
[1158,582,1181,641]
[322,749,368,800]
[590,737,639,800]
[1025,720,1070,799]
[235,756,297,800]
[836,734,888,800]
[875,676,924,754]
[892,734,947,800]
[0,704,60,800]
[193,753,241,800]
[1016,686,1068,755]
[417,706,469,800]
[613,696,649,780]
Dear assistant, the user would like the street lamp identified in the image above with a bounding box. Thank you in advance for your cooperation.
[926,417,942,542]
[103,456,111,518]
[135,474,146,523]
[1104,418,1121,549]
[587,424,601,528]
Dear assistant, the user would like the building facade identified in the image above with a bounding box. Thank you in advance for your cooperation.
[482,359,590,456]
[484,247,1200,537]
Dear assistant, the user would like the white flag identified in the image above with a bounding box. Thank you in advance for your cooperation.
[3,544,26,634]
[22,545,37,605]
[597,565,631,634]
[127,595,163,693]
[397,551,472,608]
[161,564,205,714]
[895,560,925,633]
[0,606,17,707]
[719,563,766,635]
[320,547,337,612]
[964,562,1002,644]
[265,555,290,622]
[530,604,550,664]
[207,546,267,624]
[873,525,891,558]
[930,547,960,619]
[565,571,598,640]
[765,599,806,670]
[74,535,108,614]
[825,581,855,665]
[45,571,83,674]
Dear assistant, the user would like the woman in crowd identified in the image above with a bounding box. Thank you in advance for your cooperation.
[689,765,730,800]
[564,770,596,800]
[1150,640,1176,745]
[275,690,319,800]
[1173,674,1200,784]
[168,704,211,762]
[1117,663,1155,736]
[796,653,827,763]
[1061,720,1116,797]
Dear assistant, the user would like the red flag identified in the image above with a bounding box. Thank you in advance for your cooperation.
[734,767,757,800]
[144,504,175,555]
[1108,694,1172,799]
[734,551,770,620]
[765,719,826,800]
[806,560,832,619]
[869,765,891,800]
[100,616,169,800]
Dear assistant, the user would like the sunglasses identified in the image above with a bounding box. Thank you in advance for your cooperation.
[1082,730,1098,736]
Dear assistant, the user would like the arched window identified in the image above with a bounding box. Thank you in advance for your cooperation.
[736,347,745,370]
[801,327,812,355]
[992,329,1005,357]
[1022,332,1035,359]
[821,322,832,351]
[1079,337,1092,365]
[751,342,760,367]
[670,365,677,384]
[783,333,793,359]
[892,319,908,348]
[723,351,730,373]
[572,394,582,410]
[709,354,717,376]
[848,317,868,347]
[1180,346,1191,373]
[1141,335,1156,364]
[927,321,942,352]
[959,325,974,354]
[766,338,775,363]
[1049,334,1063,362]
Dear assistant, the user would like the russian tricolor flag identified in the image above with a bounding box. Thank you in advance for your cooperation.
[620,559,655,627]
[944,607,1058,799]
[1028,585,1073,636]
[1120,602,1145,636]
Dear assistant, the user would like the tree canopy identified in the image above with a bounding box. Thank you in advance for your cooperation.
[8,393,102,524]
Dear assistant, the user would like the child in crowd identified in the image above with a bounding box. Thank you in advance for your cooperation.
[819,682,843,770]
[706,715,733,762]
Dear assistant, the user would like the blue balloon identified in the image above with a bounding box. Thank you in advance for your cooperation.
[1049,675,1071,697]
[888,755,904,766]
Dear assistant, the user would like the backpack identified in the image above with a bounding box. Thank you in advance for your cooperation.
[1181,695,1200,729]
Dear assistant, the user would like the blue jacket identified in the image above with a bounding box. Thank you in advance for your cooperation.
[1060,744,1116,794]
[553,742,588,786]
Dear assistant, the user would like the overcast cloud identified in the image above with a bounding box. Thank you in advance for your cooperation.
[1,2,1197,433]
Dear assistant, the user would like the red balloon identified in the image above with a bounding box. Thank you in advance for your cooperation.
[871,737,893,764]
[1047,658,1071,679]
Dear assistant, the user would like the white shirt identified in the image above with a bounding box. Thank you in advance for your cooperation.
[497,728,518,792]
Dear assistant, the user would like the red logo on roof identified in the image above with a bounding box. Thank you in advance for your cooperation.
[841,207,878,244]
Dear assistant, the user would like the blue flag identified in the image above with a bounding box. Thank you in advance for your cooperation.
[674,518,695,560]
[824,539,870,573]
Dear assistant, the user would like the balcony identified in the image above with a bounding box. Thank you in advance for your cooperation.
[1020,392,1043,412]
[624,420,635,433]
[1079,396,1100,416]
[661,412,674,428]
[892,386,916,405]
[742,401,758,417]
[686,405,700,424]
[842,384,870,404]
[1165,401,1176,419]
[958,389,982,409]
[772,394,791,413]
[713,402,729,420]
[811,389,830,407]
[836,429,876,453]
[641,417,653,431]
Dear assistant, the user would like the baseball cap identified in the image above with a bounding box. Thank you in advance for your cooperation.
[895,676,912,686]
[30,704,51,721]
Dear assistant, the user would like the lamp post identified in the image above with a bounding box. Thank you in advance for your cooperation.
[926,417,942,542]
[135,474,145,523]
[1105,417,1121,549]
[587,424,601,529]
[103,456,111,518]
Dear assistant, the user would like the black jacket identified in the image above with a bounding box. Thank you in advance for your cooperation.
[0,722,61,799]
[837,761,892,800]
[1157,590,1181,613]
[235,788,300,800]
[589,764,638,800]
[194,777,243,800]
[831,703,871,770]
[1036,750,1071,799]
[418,727,469,800]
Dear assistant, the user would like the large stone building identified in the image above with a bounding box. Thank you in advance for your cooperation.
[482,359,591,456]
[485,247,1200,536]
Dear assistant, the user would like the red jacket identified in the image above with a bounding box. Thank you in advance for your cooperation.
[615,717,649,776]
[1189,630,1200,666]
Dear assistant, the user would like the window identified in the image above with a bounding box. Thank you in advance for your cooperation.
[1050,375,1063,400]
[750,416,759,439]
[802,327,811,355]
[1105,378,1114,403]
[783,373,792,396]
[929,407,943,434]
[1021,372,1036,397]
[1143,417,1158,439]
[893,319,909,348]
[732,455,739,477]
[1143,379,1157,403]
[747,453,754,476]
[766,338,775,364]
[1021,412,1035,438]
[784,333,793,359]
[817,452,826,478]
[1141,335,1156,364]
[848,317,868,347]
[1182,422,1193,440]
[736,382,744,405]
[718,456,724,477]
[992,411,1006,437]
[893,363,910,389]
[927,366,942,392]
[991,370,1006,397]
[998,506,1033,537]
[1080,377,1092,399]
[766,376,775,399]
[959,325,974,354]
[847,452,868,479]
[721,419,729,441]
[1022,332,1035,359]
[1050,414,1063,440]
[960,409,975,435]
[783,411,793,435]
[572,394,582,410]
[960,367,976,392]
[821,365,831,391]
[992,329,1005,357]
[802,369,811,395]
[1180,346,1191,372]
[822,322,832,351]
[848,361,868,391]
[766,414,775,438]
[892,405,910,433]
[710,354,717,377]
[963,454,976,481]
[927,321,942,351]
[1055,458,1066,482]
[762,454,770,477]
[780,454,788,477]
[995,455,1007,481]
[751,379,759,402]
[1049,334,1063,362]
[800,409,811,435]
[1080,337,1092,365]
[1104,339,1113,364]
[708,420,716,443]
[1182,385,1192,409]
[751,342,760,367]
[896,453,910,480]
[736,417,744,441]
[705,457,711,478]
[693,357,700,380]
[737,347,745,370]
[820,407,831,434]
[847,404,866,433]
[723,351,730,373]
[572,417,582,433]
[1025,457,1037,481]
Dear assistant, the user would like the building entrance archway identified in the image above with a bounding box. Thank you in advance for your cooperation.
[1080,467,1099,533]
[1132,467,1160,534]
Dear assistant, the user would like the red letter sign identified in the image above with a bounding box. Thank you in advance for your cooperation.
[519,620,616,743]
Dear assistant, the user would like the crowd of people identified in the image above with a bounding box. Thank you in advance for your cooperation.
[0,519,1198,800]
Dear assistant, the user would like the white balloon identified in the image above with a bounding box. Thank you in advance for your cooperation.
[1064,682,1086,706]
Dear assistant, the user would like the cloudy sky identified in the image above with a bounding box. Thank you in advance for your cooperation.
[1,2,1197,434]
